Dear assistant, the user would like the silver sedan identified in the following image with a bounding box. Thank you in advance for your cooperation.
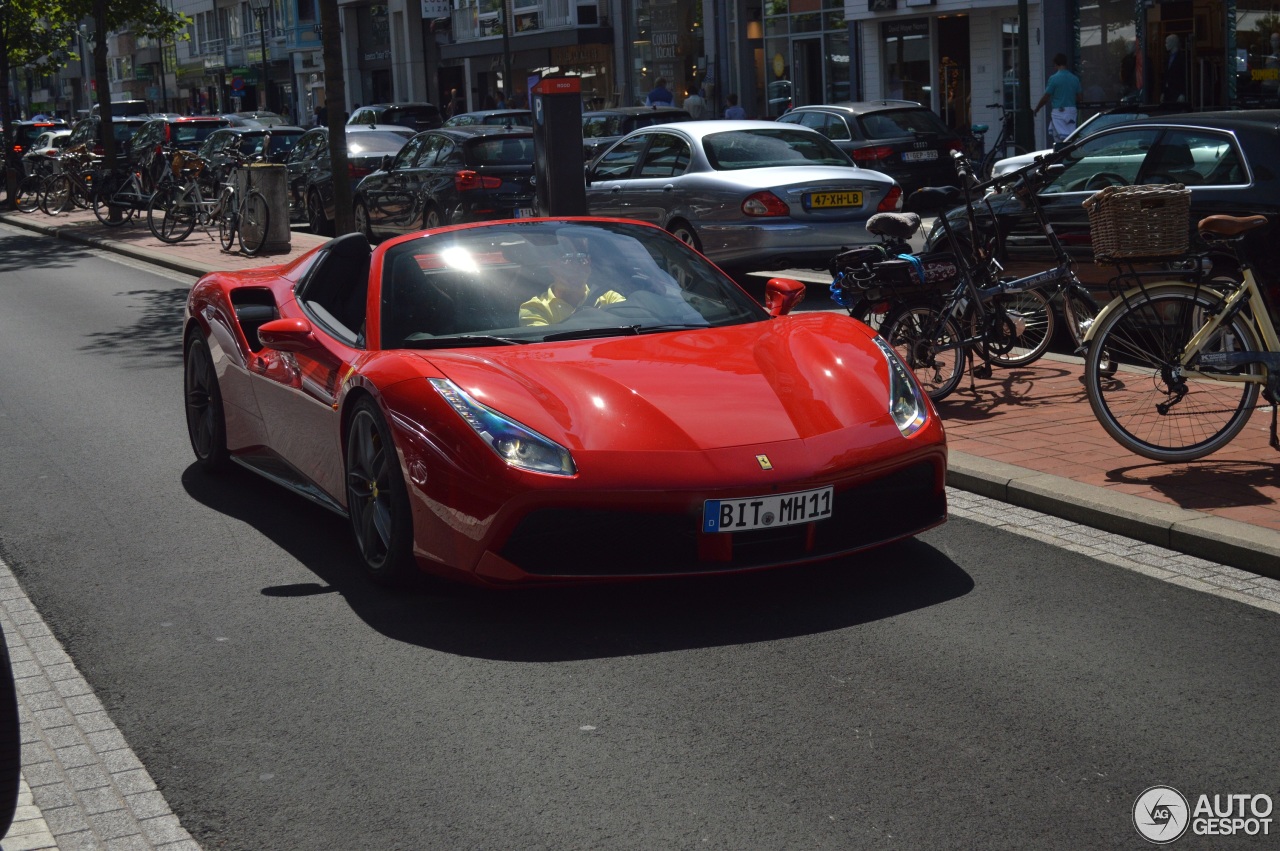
[585,120,900,272]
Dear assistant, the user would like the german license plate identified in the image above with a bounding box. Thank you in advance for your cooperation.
[703,486,834,533]
[807,191,863,209]
[515,207,537,218]
[902,150,939,162]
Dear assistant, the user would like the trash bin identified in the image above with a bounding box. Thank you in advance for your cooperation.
[234,163,291,254]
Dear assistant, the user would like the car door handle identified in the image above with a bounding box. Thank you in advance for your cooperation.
[608,185,622,193]
[663,184,675,192]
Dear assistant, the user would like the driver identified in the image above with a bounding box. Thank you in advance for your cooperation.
[519,244,625,326]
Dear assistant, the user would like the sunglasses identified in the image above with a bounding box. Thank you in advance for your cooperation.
[559,253,591,266]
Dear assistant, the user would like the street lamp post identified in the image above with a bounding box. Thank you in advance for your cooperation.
[247,0,270,113]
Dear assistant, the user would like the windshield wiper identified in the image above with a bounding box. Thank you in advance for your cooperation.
[542,325,641,342]
[405,335,525,349]
[634,323,711,334]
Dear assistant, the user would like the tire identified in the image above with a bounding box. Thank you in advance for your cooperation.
[41,174,72,214]
[980,288,1055,367]
[667,219,702,252]
[238,190,271,256]
[15,175,43,213]
[353,199,373,241]
[1084,287,1262,462]
[184,333,230,472]
[152,183,200,244]
[881,302,966,401]
[306,189,333,236]
[92,172,127,226]
[218,186,238,252]
[345,398,416,587]
[423,205,442,230]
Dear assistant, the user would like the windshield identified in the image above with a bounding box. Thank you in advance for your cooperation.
[466,136,533,165]
[380,220,767,348]
[702,128,851,170]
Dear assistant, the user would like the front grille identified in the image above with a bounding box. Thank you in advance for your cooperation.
[500,461,945,577]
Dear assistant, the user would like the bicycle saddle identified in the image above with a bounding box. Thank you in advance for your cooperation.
[1197,214,1267,238]
[905,186,965,214]
[866,212,921,240]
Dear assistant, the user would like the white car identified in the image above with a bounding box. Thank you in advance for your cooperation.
[991,105,1183,177]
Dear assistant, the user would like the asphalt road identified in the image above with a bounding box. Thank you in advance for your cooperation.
[0,226,1277,849]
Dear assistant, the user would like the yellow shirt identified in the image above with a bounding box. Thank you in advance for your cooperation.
[519,287,626,326]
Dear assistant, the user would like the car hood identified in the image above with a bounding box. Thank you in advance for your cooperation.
[414,314,895,451]
[992,148,1052,177]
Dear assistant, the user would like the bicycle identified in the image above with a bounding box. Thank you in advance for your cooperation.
[40,146,101,214]
[977,103,1030,180]
[1083,214,1280,462]
[91,161,154,226]
[831,150,1102,401]
[215,172,271,256]
[147,149,216,244]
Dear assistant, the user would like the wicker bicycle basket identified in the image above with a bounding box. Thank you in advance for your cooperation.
[1082,183,1191,264]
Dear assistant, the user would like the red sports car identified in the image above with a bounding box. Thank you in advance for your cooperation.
[183,218,946,587]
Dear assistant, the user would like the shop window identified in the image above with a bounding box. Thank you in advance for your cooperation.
[882,19,930,104]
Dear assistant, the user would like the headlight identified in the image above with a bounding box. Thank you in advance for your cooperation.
[871,336,928,437]
[430,378,576,475]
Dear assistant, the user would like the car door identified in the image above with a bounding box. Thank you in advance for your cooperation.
[360,133,431,237]
[285,130,324,211]
[391,134,446,234]
[612,131,692,224]
[585,134,649,218]
[415,136,462,229]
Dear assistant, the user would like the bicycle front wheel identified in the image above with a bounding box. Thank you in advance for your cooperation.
[881,303,966,401]
[238,190,271,256]
[150,183,198,244]
[980,288,1055,367]
[217,186,238,252]
[41,175,72,214]
[15,176,44,213]
[92,172,128,227]
[1085,287,1262,462]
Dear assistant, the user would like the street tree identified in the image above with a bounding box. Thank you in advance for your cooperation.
[319,0,353,234]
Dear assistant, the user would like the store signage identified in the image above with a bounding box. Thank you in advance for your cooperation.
[882,18,929,37]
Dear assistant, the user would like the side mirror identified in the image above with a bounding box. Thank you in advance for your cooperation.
[257,317,317,352]
[763,277,806,316]
[381,154,394,170]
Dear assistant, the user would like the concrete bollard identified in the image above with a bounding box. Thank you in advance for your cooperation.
[234,164,292,254]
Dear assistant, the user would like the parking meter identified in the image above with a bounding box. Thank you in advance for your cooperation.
[531,76,587,216]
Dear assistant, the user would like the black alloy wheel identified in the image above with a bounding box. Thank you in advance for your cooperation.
[184,334,230,472]
[345,399,415,586]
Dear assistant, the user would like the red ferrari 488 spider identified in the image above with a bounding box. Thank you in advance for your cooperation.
[183,218,946,586]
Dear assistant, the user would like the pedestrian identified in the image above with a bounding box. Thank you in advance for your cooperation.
[724,93,746,120]
[314,104,328,127]
[447,87,466,118]
[683,87,708,119]
[646,78,674,107]
[495,90,507,109]
[1161,34,1188,104]
[1033,53,1081,144]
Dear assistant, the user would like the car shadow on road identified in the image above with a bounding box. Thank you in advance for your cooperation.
[183,464,973,662]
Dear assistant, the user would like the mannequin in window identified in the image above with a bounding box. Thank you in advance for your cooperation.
[1161,33,1187,104]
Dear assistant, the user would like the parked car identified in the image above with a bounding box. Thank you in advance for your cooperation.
[285,124,415,234]
[924,110,1280,290]
[89,99,149,118]
[584,120,900,273]
[348,102,443,133]
[181,218,947,586]
[991,103,1189,177]
[443,109,533,128]
[582,106,691,161]
[20,128,72,177]
[221,111,290,128]
[196,126,308,185]
[63,115,151,159]
[353,126,536,241]
[775,100,963,196]
[5,119,69,177]
[127,115,230,186]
